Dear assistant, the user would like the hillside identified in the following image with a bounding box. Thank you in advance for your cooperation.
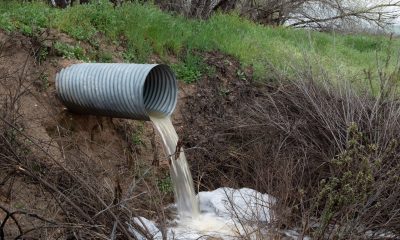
[1,1,399,84]
[1,1,400,239]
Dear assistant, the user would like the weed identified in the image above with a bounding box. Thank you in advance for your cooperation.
[236,69,246,81]
[172,63,202,84]
[314,123,376,237]
[97,51,113,62]
[20,24,34,36]
[131,134,143,146]
[37,47,48,64]
[54,41,88,61]
[157,176,173,194]
[36,72,49,91]
[131,124,144,146]
[172,52,207,83]
[0,13,14,32]
[205,65,217,78]
[122,50,136,63]
[218,87,229,96]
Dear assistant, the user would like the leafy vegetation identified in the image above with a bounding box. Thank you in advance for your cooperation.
[0,0,398,82]
[131,123,144,146]
[172,51,210,83]
[157,175,174,194]
[38,72,49,91]
[96,51,113,62]
[315,123,377,237]
[54,41,88,60]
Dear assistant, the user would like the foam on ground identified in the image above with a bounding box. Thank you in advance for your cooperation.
[128,187,277,240]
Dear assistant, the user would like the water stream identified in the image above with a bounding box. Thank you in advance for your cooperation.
[146,114,272,239]
[150,114,199,218]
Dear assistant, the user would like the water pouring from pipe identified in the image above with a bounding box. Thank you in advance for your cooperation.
[56,63,237,237]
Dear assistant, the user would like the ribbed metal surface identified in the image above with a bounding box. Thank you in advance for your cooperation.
[56,63,178,121]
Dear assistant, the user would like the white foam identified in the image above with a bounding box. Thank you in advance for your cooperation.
[128,217,162,240]
[198,187,276,222]
[129,187,278,240]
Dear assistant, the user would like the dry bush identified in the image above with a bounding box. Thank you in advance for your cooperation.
[154,0,235,19]
[237,0,400,30]
[153,0,400,32]
[0,53,124,239]
[183,51,400,238]
[241,73,400,238]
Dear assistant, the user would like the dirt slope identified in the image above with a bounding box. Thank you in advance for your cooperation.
[0,30,173,238]
[0,28,253,238]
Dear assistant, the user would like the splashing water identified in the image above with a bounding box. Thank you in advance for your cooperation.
[150,115,238,238]
[150,114,199,218]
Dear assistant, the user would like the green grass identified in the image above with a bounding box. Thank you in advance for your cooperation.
[171,51,211,83]
[0,0,399,82]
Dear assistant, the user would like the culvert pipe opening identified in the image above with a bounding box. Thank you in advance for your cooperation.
[56,63,178,120]
[143,65,177,117]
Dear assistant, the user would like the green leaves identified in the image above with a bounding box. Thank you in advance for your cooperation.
[172,51,207,84]
[54,42,88,61]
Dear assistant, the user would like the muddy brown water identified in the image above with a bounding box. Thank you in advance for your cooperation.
[150,114,199,218]
[150,115,240,239]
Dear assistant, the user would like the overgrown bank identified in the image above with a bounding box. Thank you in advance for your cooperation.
[1,1,400,239]
[1,0,399,83]
[182,52,400,238]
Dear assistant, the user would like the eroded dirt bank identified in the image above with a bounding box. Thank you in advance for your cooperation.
[0,30,172,238]
[0,29,255,238]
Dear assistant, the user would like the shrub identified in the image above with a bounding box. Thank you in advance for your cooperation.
[182,53,400,237]
[172,51,207,83]
[54,41,88,60]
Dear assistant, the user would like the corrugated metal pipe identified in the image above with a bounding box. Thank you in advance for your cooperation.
[56,63,178,121]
